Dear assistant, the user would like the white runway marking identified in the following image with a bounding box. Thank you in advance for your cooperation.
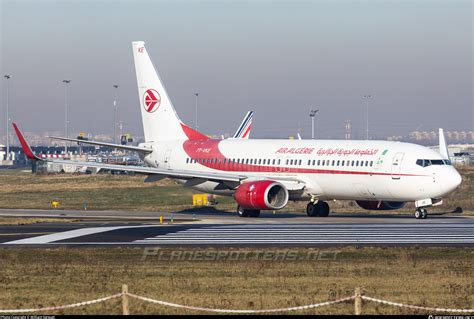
[3,225,153,244]
[134,223,474,245]
[2,223,474,246]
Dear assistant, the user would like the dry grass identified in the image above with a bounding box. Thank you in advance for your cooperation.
[0,171,230,211]
[0,247,472,315]
[0,217,79,225]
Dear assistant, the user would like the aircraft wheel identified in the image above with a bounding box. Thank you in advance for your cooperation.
[306,202,319,217]
[414,209,422,219]
[237,205,249,217]
[421,208,428,219]
[319,201,330,217]
[248,210,261,218]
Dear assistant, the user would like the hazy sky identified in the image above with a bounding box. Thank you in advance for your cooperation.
[1,0,472,139]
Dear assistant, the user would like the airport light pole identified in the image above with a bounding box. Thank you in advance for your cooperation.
[113,84,119,145]
[363,94,372,140]
[4,75,11,160]
[194,92,199,130]
[309,109,319,139]
[63,79,71,154]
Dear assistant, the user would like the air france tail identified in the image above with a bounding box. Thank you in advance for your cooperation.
[132,41,191,142]
[233,111,253,139]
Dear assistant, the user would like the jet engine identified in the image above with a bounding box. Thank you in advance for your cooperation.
[355,200,406,210]
[234,180,289,210]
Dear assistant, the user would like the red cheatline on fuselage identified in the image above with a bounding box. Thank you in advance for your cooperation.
[182,139,426,177]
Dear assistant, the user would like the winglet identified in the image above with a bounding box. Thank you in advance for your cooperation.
[12,123,40,160]
[439,128,450,160]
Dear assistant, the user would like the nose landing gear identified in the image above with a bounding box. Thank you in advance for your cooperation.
[306,201,330,217]
[415,208,428,219]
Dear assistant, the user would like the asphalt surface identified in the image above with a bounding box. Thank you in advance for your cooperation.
[0,208,473,247]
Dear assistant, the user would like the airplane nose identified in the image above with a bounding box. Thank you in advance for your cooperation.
[443,169,462,194]
[453,170,462,188]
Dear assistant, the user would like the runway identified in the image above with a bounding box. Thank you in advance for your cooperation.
[1,209,473,247]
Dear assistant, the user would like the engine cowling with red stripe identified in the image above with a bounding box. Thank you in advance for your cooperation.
[356,200,406,210]
[234,180,289,210]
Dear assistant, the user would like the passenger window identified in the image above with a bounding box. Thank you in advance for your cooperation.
[341,160,344,166]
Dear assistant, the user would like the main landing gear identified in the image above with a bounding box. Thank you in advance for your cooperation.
[414,208,428,219]
[237,205,260,218]
[306,201,330,217]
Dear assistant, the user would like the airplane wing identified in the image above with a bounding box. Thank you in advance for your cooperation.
[232,111,253,139]
[14,122,304,189]
[13,123,245,186]
[48,136,153,153]
[438,128,450,160]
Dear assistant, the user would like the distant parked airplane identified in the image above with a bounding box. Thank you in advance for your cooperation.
[13,41,462,219]
[232,111,253,139]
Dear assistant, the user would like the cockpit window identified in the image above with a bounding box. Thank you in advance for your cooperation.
[416,159,452,167]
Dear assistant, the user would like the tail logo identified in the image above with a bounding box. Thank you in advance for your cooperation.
[143,89,161,113]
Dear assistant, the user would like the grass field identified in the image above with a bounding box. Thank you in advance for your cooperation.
[0,167,473,215]
[0,217,78,225]
[0,247,472,315]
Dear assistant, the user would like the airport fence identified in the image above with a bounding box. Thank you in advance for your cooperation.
[1,285,473,315]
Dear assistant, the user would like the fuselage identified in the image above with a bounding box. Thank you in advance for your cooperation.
[141,138,462,203]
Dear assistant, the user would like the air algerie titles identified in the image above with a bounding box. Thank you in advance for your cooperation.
[275,147,379,156]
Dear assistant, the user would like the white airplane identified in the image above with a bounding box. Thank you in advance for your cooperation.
[13,41,462,219]
[232,111,253,139]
